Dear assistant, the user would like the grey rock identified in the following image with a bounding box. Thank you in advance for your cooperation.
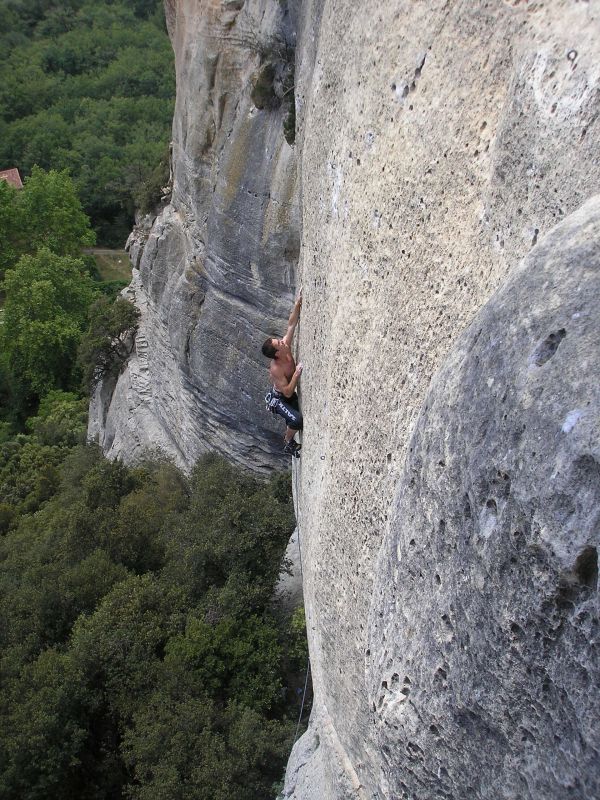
[368,196,600,799]
[283,1,600,797]
[89,0,300,474]
[274,526,304,614]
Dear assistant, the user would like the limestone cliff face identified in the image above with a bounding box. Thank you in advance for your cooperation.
[90,0,600,796]
[89,0,300,473]
[285,1,600,798]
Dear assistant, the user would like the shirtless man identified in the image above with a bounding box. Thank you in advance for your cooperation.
[261,291,303,457]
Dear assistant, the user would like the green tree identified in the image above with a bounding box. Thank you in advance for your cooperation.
[0,648,92,800]
[165,614,284,713]
[163,455,295,614]
[0,443,300,800]
[0,167,95,279]
[77,295,140,391]
[26,390,88,446]
[16,166,95,257]
[122,694,293,800]
[70,574,184,719]
[0,2,174,244]
[0,180,19,276]
[2,248,97,394]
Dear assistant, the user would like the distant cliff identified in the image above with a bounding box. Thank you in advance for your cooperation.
[89,0,300,473]
[92,0,600,797]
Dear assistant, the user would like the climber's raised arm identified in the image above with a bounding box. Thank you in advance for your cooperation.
[282,290,302,347]
[261,289,303,458]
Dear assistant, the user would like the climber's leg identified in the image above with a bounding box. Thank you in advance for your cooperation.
[284,426,296,444]
[273,393,303,432]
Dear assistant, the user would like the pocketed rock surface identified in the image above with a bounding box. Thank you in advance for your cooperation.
[368,196,600,799]
[286,1,600,798]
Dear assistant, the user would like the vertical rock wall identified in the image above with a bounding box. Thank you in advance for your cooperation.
[286,1,600,798]
[89,0,300,474]
[87,0,600,795]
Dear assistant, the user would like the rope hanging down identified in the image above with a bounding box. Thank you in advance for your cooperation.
[290,294,310,749]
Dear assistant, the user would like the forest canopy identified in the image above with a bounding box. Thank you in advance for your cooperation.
[0,0,175,246]
[0,448,304,799]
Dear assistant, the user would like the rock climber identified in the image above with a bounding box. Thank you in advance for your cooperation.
[262,290,303,458]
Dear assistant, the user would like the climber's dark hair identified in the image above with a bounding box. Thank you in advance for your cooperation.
[262,338,277,358]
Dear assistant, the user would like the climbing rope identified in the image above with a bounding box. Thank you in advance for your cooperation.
[293,653,311,744]
[289,290,311,751]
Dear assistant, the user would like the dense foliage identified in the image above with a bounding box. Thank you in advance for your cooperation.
[0,167,136,422]
[0,0,175,245]
[0,163,304,800]
[0,168,100,419]
[0,442,303,799]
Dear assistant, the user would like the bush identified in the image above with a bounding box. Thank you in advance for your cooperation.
[133,143,171,214]
[251,63,278,110]
[77,295,140,392]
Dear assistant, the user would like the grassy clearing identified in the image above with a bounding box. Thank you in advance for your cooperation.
[85,249,132,282]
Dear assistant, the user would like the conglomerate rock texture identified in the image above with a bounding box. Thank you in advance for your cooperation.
[89,0,300,473]
[91,0,600,796]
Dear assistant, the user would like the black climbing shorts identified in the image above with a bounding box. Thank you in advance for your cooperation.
[273,392,303,430]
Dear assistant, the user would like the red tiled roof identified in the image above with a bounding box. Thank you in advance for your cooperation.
[0,168,23,189]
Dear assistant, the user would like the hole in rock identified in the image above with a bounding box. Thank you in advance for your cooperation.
[574,546,598,590]
[464,496,472,519]
[531,329,566,366]
[510,622,523,636]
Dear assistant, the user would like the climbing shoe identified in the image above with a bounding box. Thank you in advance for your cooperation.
[283,440,301,458]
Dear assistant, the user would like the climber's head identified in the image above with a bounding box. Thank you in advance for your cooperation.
[261,337,278,359]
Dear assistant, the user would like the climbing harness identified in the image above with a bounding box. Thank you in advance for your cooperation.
[265,387,281,413]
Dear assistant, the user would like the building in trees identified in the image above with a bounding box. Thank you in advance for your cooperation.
[0,168,23,189]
